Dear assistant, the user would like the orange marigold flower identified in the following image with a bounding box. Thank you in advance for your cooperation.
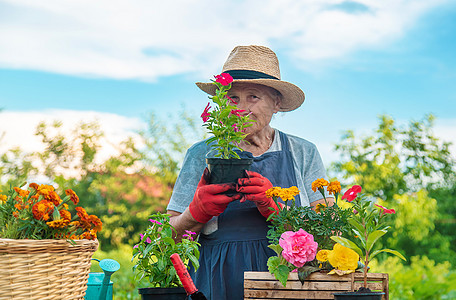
[32,200,54,221]
[29,183,39,190]
[14,203,22,210]
[88,215,103,232]
[0,194,7,203]
[60,209,72,221]
[327,181,341,195]
[47,191,61,206]
[311,178,329,192]
[12,211,19,218]
[75,207,90,222]
[14,187,29,198]
[46,219,70,229]
[81,229,98,240]
[65,189,79,205]
[69,221,81,227]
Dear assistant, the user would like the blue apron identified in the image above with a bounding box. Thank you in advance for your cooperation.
[192,131,301,300]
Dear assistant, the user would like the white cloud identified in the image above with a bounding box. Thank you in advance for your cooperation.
[0,109,144,163]
[0,0,450,80]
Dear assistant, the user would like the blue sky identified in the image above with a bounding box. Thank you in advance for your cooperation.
[1,0,455,165]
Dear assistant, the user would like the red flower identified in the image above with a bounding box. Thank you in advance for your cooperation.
[230,109,246,117]
[214,73,233,86]
[232,123,239,132]
[201,102,211,122]
[341,185,362,202]
[375,204,396,215]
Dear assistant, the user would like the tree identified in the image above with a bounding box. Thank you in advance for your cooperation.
[331,114,456,264]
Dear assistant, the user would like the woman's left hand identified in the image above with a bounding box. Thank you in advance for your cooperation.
[237,171,281,218]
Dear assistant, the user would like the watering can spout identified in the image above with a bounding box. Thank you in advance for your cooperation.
[85,258,120,300]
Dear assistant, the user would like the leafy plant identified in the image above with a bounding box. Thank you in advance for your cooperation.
[132,212,200,288]
[0,183,102,240]
[331,185,406,288]
[201,73,254,159]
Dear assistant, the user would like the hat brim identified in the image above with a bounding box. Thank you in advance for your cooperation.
[195,79,305,112]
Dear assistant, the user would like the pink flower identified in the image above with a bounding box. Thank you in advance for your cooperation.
[149,219,162,225]
[279,229,318,268]
[341,185,362,202]
[201,103,211,122]
[375,204,396,215]
[146,237,152,244]
[185,230,196,235]
[183,234,193,241]
[214,73,233,86]
[231,109,246,117]
[133,244,139,249]
[227,96,238,105]
[140,233,144,240]
[232,123,239,132]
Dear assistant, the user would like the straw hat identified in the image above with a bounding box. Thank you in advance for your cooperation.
[196,45,305,112]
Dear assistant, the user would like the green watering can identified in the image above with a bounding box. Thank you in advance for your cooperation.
[85,258,120,300]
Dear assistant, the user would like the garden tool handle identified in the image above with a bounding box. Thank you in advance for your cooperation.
[170,253,198,295]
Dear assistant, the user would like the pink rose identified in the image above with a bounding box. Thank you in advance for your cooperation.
[214,73,233,86]
[279,229,318,268]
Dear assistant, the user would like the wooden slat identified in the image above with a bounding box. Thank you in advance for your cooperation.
[244,279,351,291]
[244,289,335,299]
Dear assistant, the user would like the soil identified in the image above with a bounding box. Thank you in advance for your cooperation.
[355,287,373,293]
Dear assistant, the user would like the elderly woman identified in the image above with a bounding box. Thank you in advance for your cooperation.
[167,45,333,300]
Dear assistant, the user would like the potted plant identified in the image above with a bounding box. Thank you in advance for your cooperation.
[132,212,200,300]
[0,183,101,299]
[200,72,255,184]
[326,185,406,299]
[265,181,353,287]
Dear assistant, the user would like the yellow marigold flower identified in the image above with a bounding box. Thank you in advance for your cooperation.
[1,194,8,203]
[316,249,330,262]
[327,243,359,271]
[265,187,282,198]
[311,178,329,192]
[46,219,70,229]
[327,181,341,195]
[315,203,327,213]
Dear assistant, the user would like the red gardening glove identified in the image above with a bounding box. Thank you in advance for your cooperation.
[189,168,241,223]
[236,171,281,219]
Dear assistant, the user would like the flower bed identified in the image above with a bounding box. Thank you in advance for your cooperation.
[244,271,389,300]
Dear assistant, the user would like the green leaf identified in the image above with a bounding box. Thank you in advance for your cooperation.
[370,249,406,261]
[275,265,290,287]
[366,229,387,252]
[188,254,200,271]
[330,236,363,257]
[348,218,365,235]
[267,256,280,273]
[268,244,283,256]
[298,265,320,284]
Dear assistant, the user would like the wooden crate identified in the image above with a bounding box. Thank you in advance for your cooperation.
[244,271,388,300]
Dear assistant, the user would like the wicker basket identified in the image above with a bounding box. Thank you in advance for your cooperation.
[0,238,99,300]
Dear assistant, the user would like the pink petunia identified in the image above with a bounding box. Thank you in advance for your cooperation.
[146,237,152,244]
[133,244,139,249]
[279,229,318,268]
[231,109,246,117]
[214,73,233,86]
[341,185,362,202]
[375,204,396,215]
[227,96,238,105]
[201,103,211,122]
[140,233,144,240]
[149,219,163,225]
[232,123,240,132]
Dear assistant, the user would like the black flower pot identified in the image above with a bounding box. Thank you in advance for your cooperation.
[333,291,384,300]
[138,287,187,300]
[206,157,253,184]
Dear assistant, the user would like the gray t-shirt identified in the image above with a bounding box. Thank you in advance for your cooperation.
[167,128,329,213]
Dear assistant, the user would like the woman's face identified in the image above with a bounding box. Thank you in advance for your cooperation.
[227,83,281,136]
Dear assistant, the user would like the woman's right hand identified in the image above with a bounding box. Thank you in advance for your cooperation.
[189,168,241,223]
